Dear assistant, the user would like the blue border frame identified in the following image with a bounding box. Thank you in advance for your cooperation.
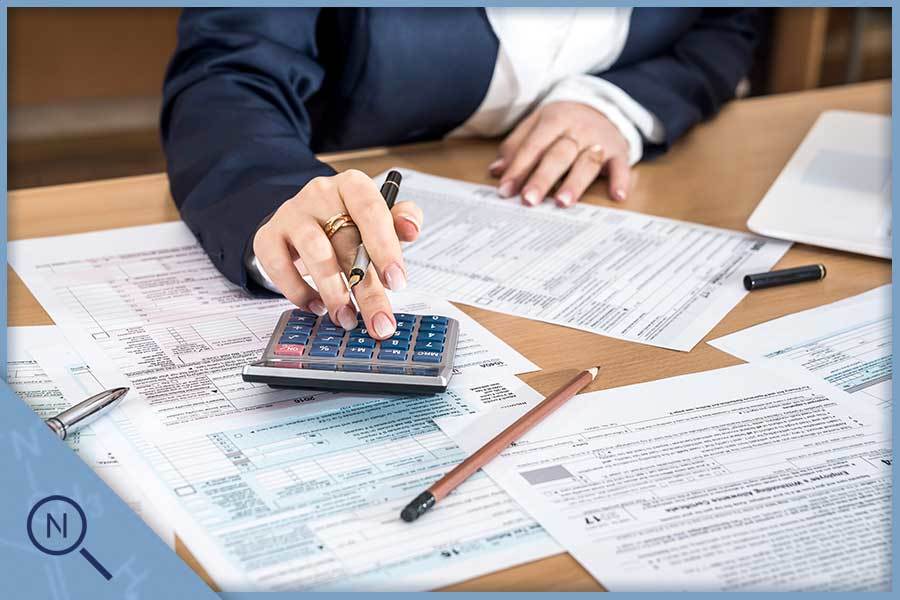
[2,2,895,597]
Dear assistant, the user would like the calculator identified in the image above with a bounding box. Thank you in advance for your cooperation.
[242,309,459,393]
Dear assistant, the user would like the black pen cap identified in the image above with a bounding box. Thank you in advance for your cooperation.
[743,264,826,291]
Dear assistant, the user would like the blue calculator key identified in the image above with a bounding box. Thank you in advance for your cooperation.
[314,334,343,345]
[415,341,444,352]
[395,320,415,331]
[419,322,447,333]
[348,336,376,348]
[378,348,407,361]
[413,351,443,363]
[422,315,449,325]
[290,309,317,319]
[343,346,374,359]
[317,325,346,335]
[390,329,413,341]
[288,315,316,325]
[280,333,310,344]
[309,344,340,357]
[382,338,410,351]
[416,331,446,343]
[284,324,312,334]
[350,328,371,338]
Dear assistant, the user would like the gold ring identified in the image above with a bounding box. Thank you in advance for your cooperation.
[581,144,606,163]
[322,212,356,239]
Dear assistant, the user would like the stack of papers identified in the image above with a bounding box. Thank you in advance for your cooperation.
[7,171,886,591]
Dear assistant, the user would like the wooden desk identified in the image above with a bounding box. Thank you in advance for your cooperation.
[8,80,891,591]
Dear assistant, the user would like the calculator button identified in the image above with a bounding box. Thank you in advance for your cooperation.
[413,351,443,363]
[280,333,310,345]
[382,338,410,351]
[347,336,376,348]
[416,331,446,343]
[288,314,316,324]
[317,325,346,335]
[414,341,444,352]
[395,320,415,331]
[350,328,371,338]
[378,349,407,361]
[290,309,317,319]
[419,322,447,333]
[314,334,343,345]
[390,329,413,341]
[284,324,313,335]
[274,344,305,356]
[422,315,449,325]
[309,344,340,357]
[343,346,374,359]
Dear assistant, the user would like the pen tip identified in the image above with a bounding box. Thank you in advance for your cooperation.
[587,367,600,379]
[347,274,362,288]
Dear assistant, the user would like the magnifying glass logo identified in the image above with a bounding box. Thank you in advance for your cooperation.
[26,495,112,581]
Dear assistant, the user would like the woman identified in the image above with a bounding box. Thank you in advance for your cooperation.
[162,7,759,340]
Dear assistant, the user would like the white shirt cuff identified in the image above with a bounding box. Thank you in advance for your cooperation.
[246,252,281,293]
[539,74,666,166]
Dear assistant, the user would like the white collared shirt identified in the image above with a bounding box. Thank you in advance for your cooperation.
[452,7,665,165]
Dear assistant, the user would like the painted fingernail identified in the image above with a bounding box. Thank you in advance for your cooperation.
[522,188,540,206]
[373,312,396,338]
[337,305,358,330]
[488,158,505,173]
[384,263,407,291]
[309,298,327,316]
[399,215,420,233]
[556,191,573,207]
[498,181,515,198]
[614,188,627,201]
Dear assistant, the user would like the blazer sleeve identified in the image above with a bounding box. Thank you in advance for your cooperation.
[599,8,760,158]
[161,8,335,288]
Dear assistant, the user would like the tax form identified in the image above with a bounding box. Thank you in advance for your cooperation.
[8,327,173,548]
[387,169,791,351]
[438,364,891,591]
[9,222,536,440]
[710,285,892,409]
[10,221,561,590]
[34,341,559,591]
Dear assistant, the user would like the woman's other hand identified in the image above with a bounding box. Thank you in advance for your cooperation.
[490,101,631,207]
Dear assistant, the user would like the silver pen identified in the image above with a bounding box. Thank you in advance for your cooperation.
[348,170,402,288]
[45,387,129,440]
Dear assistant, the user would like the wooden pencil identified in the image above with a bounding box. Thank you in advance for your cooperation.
[400,366,600,522]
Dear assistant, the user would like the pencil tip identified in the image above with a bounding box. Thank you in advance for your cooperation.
[587,366,600,379]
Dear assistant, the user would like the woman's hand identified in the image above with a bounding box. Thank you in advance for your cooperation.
[490,101,631,207]
[252,170,423,339]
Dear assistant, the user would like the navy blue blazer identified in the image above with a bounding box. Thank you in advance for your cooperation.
[161,8,759,288]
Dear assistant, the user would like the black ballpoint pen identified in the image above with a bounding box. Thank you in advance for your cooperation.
[347,170,403,288]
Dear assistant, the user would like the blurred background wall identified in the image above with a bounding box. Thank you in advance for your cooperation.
[8,7,892,190]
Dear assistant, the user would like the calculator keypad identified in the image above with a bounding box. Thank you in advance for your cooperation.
[271,311,453,373]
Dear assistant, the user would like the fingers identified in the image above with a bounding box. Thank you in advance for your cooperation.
[519,137,580,206]
[555,145,606,208]
[391,200,423,242]
[338,170,408,292]
[497,118,562,198]
[491,109,540,177]
[349,263,397,339]
[606,156,631,202]
[286,216,358,331]
[253,224,324,313]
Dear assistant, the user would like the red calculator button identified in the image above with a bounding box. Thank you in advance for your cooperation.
[274,343,305,356]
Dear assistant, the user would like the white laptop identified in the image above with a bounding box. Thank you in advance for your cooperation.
[747,110,891,259]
